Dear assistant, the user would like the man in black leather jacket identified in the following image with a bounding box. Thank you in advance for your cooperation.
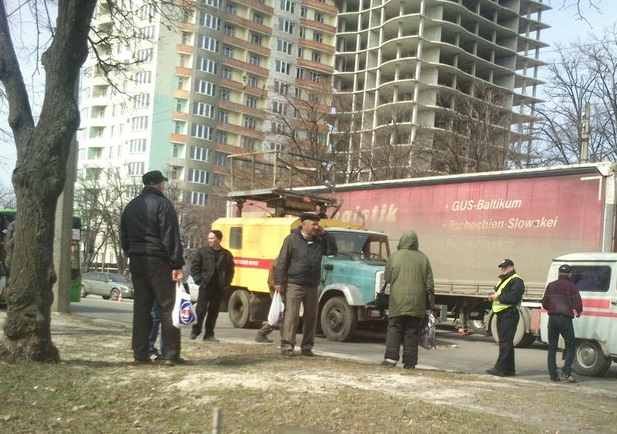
[275,213,337,357]
[121,170,186,366]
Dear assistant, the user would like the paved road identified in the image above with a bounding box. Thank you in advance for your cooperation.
[70,297,617,393]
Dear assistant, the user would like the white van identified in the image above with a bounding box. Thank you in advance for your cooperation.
[540,253,617,377]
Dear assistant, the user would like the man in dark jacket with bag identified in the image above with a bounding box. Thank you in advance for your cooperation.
[275,213,337,357]
[190,230,235,342]
[381,230,434,369]
[121,170,186,366]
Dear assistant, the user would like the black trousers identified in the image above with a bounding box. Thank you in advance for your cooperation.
[494,308,519,374]
[193,284,222,338]
[384,315,422,367]
[130,256,181,361]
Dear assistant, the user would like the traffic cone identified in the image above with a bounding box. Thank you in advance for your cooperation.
[117,292,123,303]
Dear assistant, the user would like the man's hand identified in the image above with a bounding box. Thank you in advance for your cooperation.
[274,284,284,293]
[172,269,183,282]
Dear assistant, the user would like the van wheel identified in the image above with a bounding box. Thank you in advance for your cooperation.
[320,296,357,342]
[573,340,612,377]
[228,289,252,328]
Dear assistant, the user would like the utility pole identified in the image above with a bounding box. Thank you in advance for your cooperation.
[581,102,590,164]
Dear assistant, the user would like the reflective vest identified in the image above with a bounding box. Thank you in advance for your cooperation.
[492,273,522,313]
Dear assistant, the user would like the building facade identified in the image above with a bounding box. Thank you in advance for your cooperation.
[331,0,549,181]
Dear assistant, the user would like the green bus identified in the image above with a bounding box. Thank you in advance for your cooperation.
[0,210,82,304]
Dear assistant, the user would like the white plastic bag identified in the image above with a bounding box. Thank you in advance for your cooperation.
[172,282,197,328]
[267,292,284,326]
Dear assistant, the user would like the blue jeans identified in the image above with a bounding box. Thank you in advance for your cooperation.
[547,314,576,376]
[148,301,163,356]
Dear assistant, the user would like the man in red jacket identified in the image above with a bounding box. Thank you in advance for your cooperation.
[541,264,583,382]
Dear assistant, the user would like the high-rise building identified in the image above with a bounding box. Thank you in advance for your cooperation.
[77,0,338,254]
[331,0,549,181]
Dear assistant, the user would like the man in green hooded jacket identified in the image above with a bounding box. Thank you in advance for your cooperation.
[381,230,434,369]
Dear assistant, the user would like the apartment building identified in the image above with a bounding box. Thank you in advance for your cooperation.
[331,0,549,181]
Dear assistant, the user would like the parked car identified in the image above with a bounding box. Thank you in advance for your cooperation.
[81,272,134,301]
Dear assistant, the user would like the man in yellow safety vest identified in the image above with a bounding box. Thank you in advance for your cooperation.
[485,259,525,377]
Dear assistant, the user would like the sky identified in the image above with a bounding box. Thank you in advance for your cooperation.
[0,1,614,189]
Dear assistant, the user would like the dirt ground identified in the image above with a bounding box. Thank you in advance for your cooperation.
[2,311,617,433]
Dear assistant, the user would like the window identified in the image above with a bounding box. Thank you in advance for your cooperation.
[249,55,261,67]
[226,3,236,14]
[299,27,306,38]
[314,12,324,23]
[247,75,259,87]
[217,110,229,123]
[223,46,234,58]
[275,60,291,74]
[246,96,257,108]
[191,123,213,140]
[189,191,207,206]
[138,4,157,20]
[126,185,140,197]
[176,99,187,112]
[198,35,219,52]
[199,13,220,30]
[213,173,225,187]
[188,168,209,184]
[134,71,152,84]
[270,141,282,151]
[278,18,294,34]
[571,266,612,292]
[215,151,228,166]
[250,33,262,45]
[190,146,211,162]
[140,25,155,39]
[196,80,216,96]
[298,47,304,58]
[253,13,263,24]
[217,131,228,144]
[128,162,145,175]
[294,87,303,98]
[220,68,232,80]
[310,72,321,82]
[271,121,284,133]
[132,94,150,108]
[274,81,290,94]
[201,0,222,7]
[244,117,257,129]
[272,101,285,114]
[197,57,217,74]
[174,121,185,134]
[131,116,149,131]
[243,138,255,150]
[280,0,295,12]
[229,227,242,249]
[220,89,230,101]
[137,48,153,62]
[296,67,304,79]
[194,102,215,118]
[224,24,235,37]
[129,139,146,153]
[276,39,293,55]
[313,32,323,43]
[312,51,321,63]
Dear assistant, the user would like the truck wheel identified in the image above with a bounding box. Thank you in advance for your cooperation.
[228,289,252,328]
[320,296,357,342]
[573,340,612,377]
[110,288,121,301]
[489,310,532,347]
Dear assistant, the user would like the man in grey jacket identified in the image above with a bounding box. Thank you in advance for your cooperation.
[275,213,337,357]
[381,230,434,369]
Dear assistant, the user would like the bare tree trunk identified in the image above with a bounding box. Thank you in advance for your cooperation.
[0,0,97,362]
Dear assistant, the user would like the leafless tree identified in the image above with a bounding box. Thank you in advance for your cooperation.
[0,0,186,363]
[428,83,514,174]
[534,26,617,164]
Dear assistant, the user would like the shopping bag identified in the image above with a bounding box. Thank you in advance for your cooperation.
[172,282,197,328]
[374,282,389,310]
[420,313,438,350]
[267,292,284,326]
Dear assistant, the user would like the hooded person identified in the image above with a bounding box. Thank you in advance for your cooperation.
[381,230,434,369]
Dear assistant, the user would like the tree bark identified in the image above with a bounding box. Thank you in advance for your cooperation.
[0,0,97,362]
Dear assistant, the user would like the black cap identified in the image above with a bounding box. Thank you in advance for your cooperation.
[142,170,168,185]
[558,264,572,274]
[498,259,514,268]
[299,213,320,222]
